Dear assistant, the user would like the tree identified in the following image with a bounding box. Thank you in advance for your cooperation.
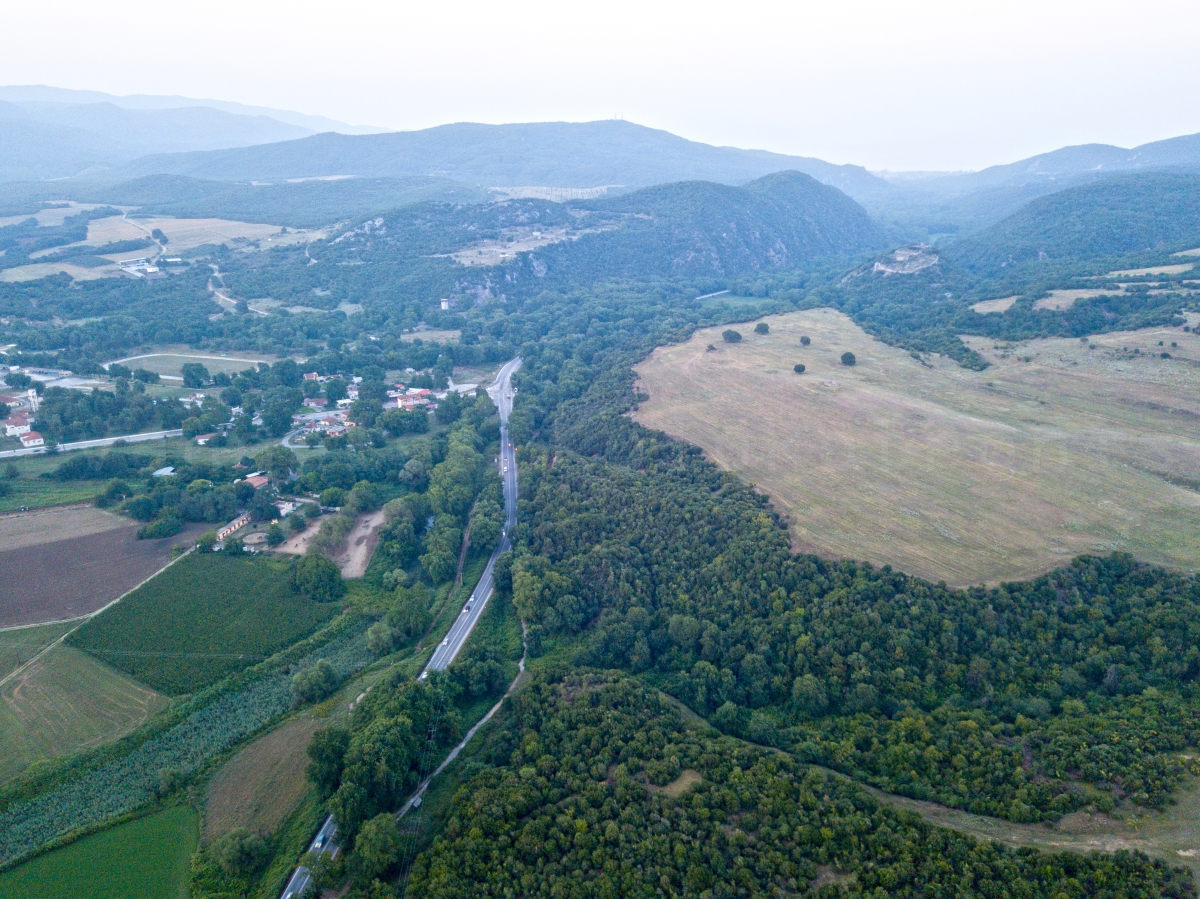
[267,522,285,546]
[800,335,811,346]
[324,378,349,403]
[293,553,346,602]
[197,530,218,552]
[793,363,805,373]
[307,726,350,799]
[367,621,395,655]
[151,228,168,244]
[722,329,742,343]
[210,827,266,876]
[181,363,210,388]
[354,814,403,881]
[292,659,339,704]
[840,351,857,366]
[754,322,769,334]
[256,445,297,481]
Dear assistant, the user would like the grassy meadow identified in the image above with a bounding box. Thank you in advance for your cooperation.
[68,553,337,694]
[0,804,197,899]
[0,645,167,783]
[633,308,1200,585]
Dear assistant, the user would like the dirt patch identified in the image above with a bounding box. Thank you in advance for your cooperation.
[0,505,128,551]
[272,517,323,557]
[333,509,386,578]
[811,866,856,889]
[204,716,321,839]
[0,517,205,627]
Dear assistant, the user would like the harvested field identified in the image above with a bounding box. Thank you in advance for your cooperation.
[1032,287,1124,310]
[334,509,387,578]
[633,308,1200,586]
[1106,263,1194,277]
[204,716,321,839]
[0,504,126,550]
[401,329,460,343]
[0,508,202,628]
[0,262,116,282]
[970,296,1018,314]
[89,215,300,252]
[0,645,167,783]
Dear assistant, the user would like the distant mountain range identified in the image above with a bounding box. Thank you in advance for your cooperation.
[3,86,1200,241]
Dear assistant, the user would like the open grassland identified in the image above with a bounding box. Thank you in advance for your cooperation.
[0,804,197,899]
[401,328,461,343]
[203,716,321,840]
[633,308,1200,585]
[0,261,116,282]
[69,553,338,694]
[87,214,300,252]
[0,507,197,628]
[970,296,1018,314]
[0,645,167,783]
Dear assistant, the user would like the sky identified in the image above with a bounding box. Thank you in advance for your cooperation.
[3,0,1200,172]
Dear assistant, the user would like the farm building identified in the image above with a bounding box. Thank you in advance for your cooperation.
[19,431,44,448]
[4,412,31,436]
[243,473,269,489]
[218,513,251,540]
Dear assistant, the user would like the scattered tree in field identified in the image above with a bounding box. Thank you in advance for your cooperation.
[197,530,217,552]
[800,335,811,346]
[754,322,769,334]
[706,344,716,352]
[722,329,742,343]
[266,522,285,546]
[794,363,805,373]
[841,351,857,366]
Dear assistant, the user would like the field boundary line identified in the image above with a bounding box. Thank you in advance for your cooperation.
[0,546,195,691]
[0,614,90,635]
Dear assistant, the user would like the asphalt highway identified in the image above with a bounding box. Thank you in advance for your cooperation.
[278,356,521,899]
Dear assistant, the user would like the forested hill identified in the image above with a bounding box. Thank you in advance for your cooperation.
[107,120,892,201]
[507,171,886,283]
[946,172,1200,274]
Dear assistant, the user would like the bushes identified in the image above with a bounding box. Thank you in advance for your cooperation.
[840,350,856,365]
[722,329,742,342]
[137,515,184,540]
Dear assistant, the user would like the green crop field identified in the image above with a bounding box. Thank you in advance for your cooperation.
[0,644,167,783]
[0,804,197,899]
[0,621,75,679]
[68,553,338,695]
[635,308,1200,586]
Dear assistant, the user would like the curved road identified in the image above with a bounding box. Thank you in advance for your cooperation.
[281,356,521,899]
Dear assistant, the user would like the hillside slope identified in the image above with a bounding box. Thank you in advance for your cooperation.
[947,172,1200,273]
[513,171,885,282]
[108,120,892,201]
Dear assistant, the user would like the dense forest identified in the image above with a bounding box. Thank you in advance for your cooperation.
[404,672,1192,899]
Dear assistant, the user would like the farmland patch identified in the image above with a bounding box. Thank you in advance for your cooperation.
[203,716,321,839]
[68,553,338,694]
[0,804,197,899]
[633,308,1200,585]
[0,645,167,783]
[970,295,1018,314]
[0,509,202,628]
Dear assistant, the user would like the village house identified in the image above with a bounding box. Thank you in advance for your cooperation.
[19,431,44,448]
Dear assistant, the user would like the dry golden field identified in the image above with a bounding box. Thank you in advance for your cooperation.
[969,296,1018,314]
[633,308,1200,586]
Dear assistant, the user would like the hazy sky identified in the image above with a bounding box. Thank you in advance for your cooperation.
[4,0,1200,171]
